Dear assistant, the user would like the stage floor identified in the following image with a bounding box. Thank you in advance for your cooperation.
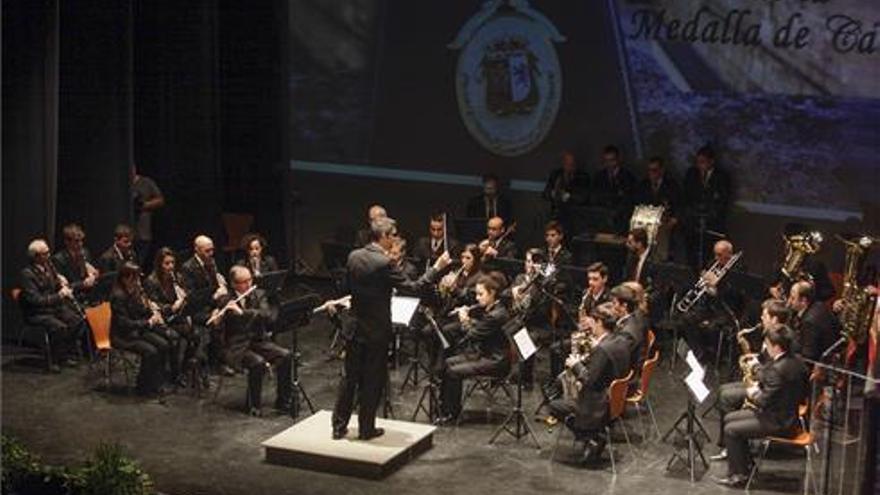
[2,315,815,495]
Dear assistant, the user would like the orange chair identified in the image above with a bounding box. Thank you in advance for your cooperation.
[10,288,54,370]
[745,407,817,494]
[644,329,656,362]
[221,213,254,254]
[606,370,637,475]
[627,350,661,441]
[85,302,137,388]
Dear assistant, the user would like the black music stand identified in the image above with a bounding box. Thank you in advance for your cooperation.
[663,343,711,483]
[411,310,448,423]
[278,293,320,418]
[488,321,541,449]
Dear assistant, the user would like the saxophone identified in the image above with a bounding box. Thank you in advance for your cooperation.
[781,231,823,282]
[736,323,762,409]
[837,235,877,344]
[559,329,593,401]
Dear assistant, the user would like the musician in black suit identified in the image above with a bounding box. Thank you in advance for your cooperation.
[542,220,574,300]
[109,262,171,398]
[439,272,511,422]
[715,326,808,487]
[179,235,228,383]
[635,157,681,215]
[542,150,591,236]
[548,302,631,463]
[235,233,279,278]
[682,146,732,268]
[788,280,841,362]
[610,284,649,376]
[19,239,83,371]
[331,217,452,440]
[622,228,653,286]
[52,224,99,297]
[353,204,387,248]
[98,224,138,274]
[412,212,461,274]
[579,262,610,315]
[466,173,513,223]
[591,145,636,233]
[214,265,291,415]
[389,237,419,282]
[478,216,518,279]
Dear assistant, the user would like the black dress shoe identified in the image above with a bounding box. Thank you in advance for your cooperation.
[332,427,348,440]
[358,428,385,441]
[714,474,748,487]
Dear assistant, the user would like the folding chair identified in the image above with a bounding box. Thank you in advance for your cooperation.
[746,404,817,494]
[10,288,54,371]
[626,350,662,441]
[85,303,137,389]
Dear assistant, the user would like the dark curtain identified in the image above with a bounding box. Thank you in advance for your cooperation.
[56,0,134,255]
[2,0,60,328]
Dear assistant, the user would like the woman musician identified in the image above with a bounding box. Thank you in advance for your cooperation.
[144,247,198,387]
[110,262,171,398]
[236,233,278,278]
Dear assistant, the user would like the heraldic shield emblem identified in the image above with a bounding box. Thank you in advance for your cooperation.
[450,0,565,157]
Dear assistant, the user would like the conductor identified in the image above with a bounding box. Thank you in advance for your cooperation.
[331,217,451,440]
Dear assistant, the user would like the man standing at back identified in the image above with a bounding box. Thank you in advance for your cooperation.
[332,217,451,440]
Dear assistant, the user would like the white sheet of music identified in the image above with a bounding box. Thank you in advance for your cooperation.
[513,327,537,361]
[685,369,711,403]
[391,296,420,326]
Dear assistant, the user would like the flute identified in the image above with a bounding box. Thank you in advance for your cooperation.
[206,285,256,326]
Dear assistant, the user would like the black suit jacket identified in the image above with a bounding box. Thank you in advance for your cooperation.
[19,264,64,319]
[591,167,636,208]
[461,301,510,361]
[751,353,808,431]
[109,288,153,342]
[579,288,610,315]
[682,166,731,230]
[235,255,279,277]
[52,249,95,285]
[466,193,513,222]
[219,288,278,359]
[99,245,138,274]
[542,167,591,209]
[346,243,439,346]
[622,251,654,287]
[412,237,461,274]
[617,311,649,372]
[795,302,840,362]
[569,332,631,430]
[179,256,222,325]
[635,175,681,217]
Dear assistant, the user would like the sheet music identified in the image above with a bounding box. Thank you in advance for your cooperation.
[513,327,537,361]
[685,350,704,379]
[685,369,710,403]
[391,296,420,326]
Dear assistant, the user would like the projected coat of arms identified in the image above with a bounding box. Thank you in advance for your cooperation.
[450,0,565,157]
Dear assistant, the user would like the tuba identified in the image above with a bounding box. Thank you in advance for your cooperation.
[781,231,823,282]
[837,235,877,344]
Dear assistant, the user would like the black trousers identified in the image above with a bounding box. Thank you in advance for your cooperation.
[548,397,578,422]
[26,305,83,364]
[717,381,747,446]
[439,352,506,417]
[237,341,292,410]
[117,333,169,395]
[332,339,388,435]
[723,409,779,477]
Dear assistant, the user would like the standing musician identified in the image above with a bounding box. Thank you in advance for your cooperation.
[99,224,138,274]
[20,239,85,372]
[591,145,637,233]
[52,223,99,298]
[144,247,197,387]
[236,233,278,278]
[714,326,807,488]
[180,235,228,384]
[712,298,791,458]
[609,284,649,376]
[679,239,745,365]
[109,262,171,398]
[579,262,610,315]
[413,212,460,274]
[331,217,451,440]
[623,227,653,286]
[478,216,517,278]
[547,302,631,464]
[438,272,510,423]
[212,266,291,416]
[682,145,732,268]
[466,173,513,222]
[542,150,591,236]
[788,280,840,363]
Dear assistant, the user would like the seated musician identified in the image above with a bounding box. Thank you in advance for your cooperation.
[679,239,744,365]
[212,266,292,416]
[52,223,99,300]
[609,284,649,376]
[99,224,138,273]
[144,247,197,387]
[413,212,460,274]
[788,280,841,363]
[236,233,279,278]
[20,239,84,372]
[622,227,653,285]
[714,325,808,487]
[713,298,790,457]
[579,262,610,315]
[180,235,228,385]
[478,216,517,278]
[547,302,631,464]
[109,262,171,398]
[438,272,510,423]
[509,248,557,388]
[388,237,419,282]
